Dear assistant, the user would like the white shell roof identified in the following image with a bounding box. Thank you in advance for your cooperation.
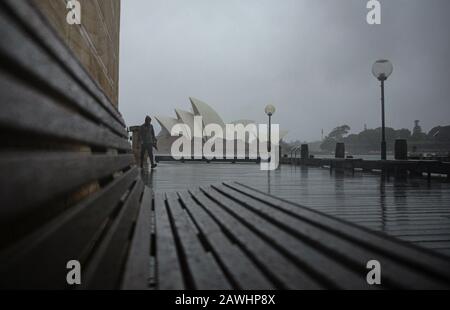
[175,109,203,139]
[190,97,225,128]
[154,116,179,135]
[155,98,288,142]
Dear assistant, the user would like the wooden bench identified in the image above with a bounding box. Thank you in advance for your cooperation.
[148,182,450,289]
[0,0,145,289]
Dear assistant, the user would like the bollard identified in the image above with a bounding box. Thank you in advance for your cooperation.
[290,148,296,164]
[395,139,408,160]
[301,144,309,160]
[394,139,408,178]
[335,143,345,159]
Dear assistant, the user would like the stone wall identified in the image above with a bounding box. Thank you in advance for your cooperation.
[32,0,121,107]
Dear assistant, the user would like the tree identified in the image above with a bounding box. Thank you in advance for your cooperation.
[395,128,411,140]
[328,125,351,141]
[320,125,351,151]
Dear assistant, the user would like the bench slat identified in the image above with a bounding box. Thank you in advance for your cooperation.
[0,70,130,150]
[82,177,144,289]
[0,1,126,134]
[191,188,323,289]
[0,152,134,229]
[231,182,450,273]
[154,193,185,290]
[121,186,153,290]
[226,182,450,289]
[0,168,138,289]
[178,191,274,290]
[0,1,145,290]
[204,185,371,289]
[166,192,231,290]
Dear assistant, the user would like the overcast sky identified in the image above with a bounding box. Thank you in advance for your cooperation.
[119,0,450,142]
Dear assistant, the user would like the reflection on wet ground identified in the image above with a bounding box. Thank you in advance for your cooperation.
[141,163,450,257]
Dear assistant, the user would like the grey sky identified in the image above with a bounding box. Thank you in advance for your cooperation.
[119,0,450,142]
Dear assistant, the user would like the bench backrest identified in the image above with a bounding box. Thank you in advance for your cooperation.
[0,0,143,289]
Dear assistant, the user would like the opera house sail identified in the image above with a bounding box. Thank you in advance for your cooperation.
[154,98,287,158]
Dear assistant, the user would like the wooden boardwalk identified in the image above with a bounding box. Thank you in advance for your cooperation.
[281,157,450,180]
[127,182,450,289]
[143,163,450,257]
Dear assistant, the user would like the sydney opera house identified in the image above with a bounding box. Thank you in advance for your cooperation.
[153,97,287,157]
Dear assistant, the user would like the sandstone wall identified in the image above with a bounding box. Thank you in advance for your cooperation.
[33,0,121,108]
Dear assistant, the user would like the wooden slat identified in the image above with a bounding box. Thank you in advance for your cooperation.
[0,152,134,227]
[226,182,450,289]
[154,193,185,290]
[121,187,153,290]
[0,0,126,135]
[166,193,231,290]
[216,183,444,289]
[82,177,144,289]
[0,69,130,150]
[0,1,148,290]
[190,188,323,289]
[231,182,450,275]
[0,167,139,289]
[202,186,371,289]
[178,191,274,290]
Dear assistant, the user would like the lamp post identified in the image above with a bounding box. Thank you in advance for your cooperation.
[265,104,276,153]
[372,59,393,160]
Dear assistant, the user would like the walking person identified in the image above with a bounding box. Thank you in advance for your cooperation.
[140,116,157,169]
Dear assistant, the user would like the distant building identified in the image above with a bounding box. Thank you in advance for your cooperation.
[413,120,422,136]
[412,120,427,141]
[154,97,287,156]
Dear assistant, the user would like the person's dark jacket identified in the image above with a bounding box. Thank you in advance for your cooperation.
[140,123,156,146]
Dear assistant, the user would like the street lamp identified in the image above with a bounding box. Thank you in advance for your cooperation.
[265,104,276,153]
[372,59,393,160]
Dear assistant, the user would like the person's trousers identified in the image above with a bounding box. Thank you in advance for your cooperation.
[140,143,155,167]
